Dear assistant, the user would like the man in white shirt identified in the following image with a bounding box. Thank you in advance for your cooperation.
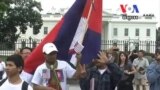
[133,50,149,90]
[0,54,33,90]
[20,47,33,84]
[31,42,81,90]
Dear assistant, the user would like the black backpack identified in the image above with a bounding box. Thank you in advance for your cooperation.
[0,78,28,90]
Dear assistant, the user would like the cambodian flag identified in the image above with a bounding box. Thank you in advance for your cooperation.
[22,0,102,83]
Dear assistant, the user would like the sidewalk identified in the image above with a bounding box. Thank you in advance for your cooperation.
[68,84,149,90]
[67,79,149,90]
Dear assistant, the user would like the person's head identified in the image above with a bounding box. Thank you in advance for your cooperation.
[5,54,24,77]
[20,47,32,60]
[43,43,58,64]
[113,43,117,47]
[138,50,145,58]
[112,43,119,51]
[118,52,128,65]
[132,49,137,54]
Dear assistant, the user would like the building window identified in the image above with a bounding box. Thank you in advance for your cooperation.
[146,29,150,36]
[124,28,128,36]
[113,28,118,36]
[135,28,139,36]
[44,27,48,34]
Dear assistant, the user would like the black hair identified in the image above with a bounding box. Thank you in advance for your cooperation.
[113,43,117,46]
[132,49,137,53]
[6,54,24,72]
[138,50,145,55]
[20,47,32,53]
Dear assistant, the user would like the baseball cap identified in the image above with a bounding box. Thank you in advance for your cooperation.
[43,43,58,54]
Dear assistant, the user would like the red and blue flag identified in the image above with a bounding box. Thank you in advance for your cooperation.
[23,0,102,80]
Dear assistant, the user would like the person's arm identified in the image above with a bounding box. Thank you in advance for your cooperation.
[147,62,160,84]
[108,63,123,89]
[128,64,136,74]
[71,53,87,79]
[128,51,133,59]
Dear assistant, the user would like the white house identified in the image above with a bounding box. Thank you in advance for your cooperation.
[16,10,157,53]
[102,12,157,52]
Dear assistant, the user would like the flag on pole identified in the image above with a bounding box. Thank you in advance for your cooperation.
[22,0,102,83]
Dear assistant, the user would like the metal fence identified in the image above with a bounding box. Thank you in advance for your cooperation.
[0,39,158,56]
[101,40,157,53]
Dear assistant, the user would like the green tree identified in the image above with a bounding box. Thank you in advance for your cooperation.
[0,0,43,42]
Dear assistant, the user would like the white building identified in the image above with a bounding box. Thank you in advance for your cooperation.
[17,11,157,53]
[102,12,157,52]
[102,12,157,41]
[19,11,157,41]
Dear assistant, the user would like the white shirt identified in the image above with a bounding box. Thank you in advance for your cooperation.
[20,71,33,84]
[0,61,6,80]
[98,68,107,75]
[31,60,76,90]
[0,61,5,71]
[133,57,149,79]
[0,79,33,90]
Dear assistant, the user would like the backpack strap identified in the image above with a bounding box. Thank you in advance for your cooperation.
[21,81,28,90]
[0,78,7,86]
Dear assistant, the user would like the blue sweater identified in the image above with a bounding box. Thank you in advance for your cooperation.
[147,61,160,90]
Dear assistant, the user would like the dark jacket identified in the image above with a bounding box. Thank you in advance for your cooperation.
[79,63,122,90]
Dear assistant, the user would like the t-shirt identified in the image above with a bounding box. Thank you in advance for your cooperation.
[0,79,33,90]
[119,63,134,81]
[31,60,76,90]
[133,57,149,79]
[20,70,33,84]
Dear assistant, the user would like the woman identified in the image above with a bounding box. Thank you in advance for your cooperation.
[117,52,136,90]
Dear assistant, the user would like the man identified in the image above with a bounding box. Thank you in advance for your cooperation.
[79,51,122,90]
[147,51,160,90]
[133,50,149,90]
[20,47,32,84]
[20,47,32,60]
[110,43,119,52]
[0,54,33,90]
[31,42,81,90]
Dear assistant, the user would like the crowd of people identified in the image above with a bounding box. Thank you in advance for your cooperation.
[0,42,160,90]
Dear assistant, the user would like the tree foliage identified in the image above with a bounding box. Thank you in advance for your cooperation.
[0,0,43,42]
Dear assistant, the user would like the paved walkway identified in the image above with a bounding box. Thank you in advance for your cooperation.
[67,79,149,90]
[68,84,149,90]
